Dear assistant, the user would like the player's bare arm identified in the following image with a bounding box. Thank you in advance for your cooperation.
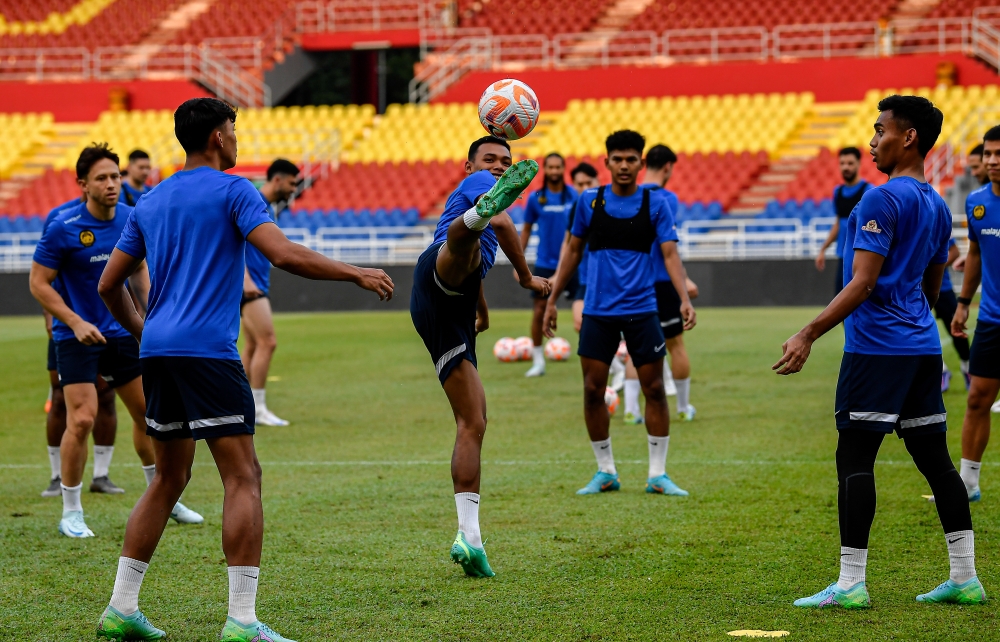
[921,262,946,309]
[491,211,549,294]
[97,249,146,341]
[30,262,106,345]
[129,260,151,312]
[661,241,696,330]
[816,220,839,271]
[952,239,982,338]
[774,249,885,375]
[476,283,489,334]
[247,222,394,301]
[543,234,585,337]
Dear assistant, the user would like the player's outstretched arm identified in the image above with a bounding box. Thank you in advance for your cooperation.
[30,262,107,345]
[247,222,394,301]
[98,249,146,341]
[815,221,839,271]
[491,212,549,295]
[773,249,885,375]
[542,235,585,338]
[662,241,696,330]
[952,240,982,338]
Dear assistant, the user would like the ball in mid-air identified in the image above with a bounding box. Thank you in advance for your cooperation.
[478,79,540,140]
[513,336,534,361]
[605,387,620,416]
[544,337,571,362]
[493,337,516,362]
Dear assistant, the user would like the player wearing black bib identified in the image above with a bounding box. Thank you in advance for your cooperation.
[816,147,871,295]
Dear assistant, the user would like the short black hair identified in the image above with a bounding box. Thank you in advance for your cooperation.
[571,162,598,179]
[645,144,677,170]
[982,127,1000,144]
[970,143,986,156]
[267,158,300,181]
[468,135,510,161]
[128,149,150,162]
[174,98,237,154]
[76,142,120,180]
[605,130,645,156]
[543,152,565,164]
[838,146,862,160]
[876,95,944,157]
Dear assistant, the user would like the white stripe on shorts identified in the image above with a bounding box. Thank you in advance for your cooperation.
[848,412,900,423]
[436,343,467,376]
[660,317,681,328]
[900,413,947,429]
[145,417,185,432]
[433,270,463,296]
[189,415,244,429]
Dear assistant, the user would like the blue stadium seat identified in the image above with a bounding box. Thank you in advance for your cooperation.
[404,208,419,226]
[0,217,12,234]
[707,202,722,220]
[26,215,45,232]
[11,215,28,233]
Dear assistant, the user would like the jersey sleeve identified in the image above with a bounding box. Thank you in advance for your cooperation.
[32,220,65,270]
[115,208,147,259]
[966,196,980,243]
[230,179,273,238]
[570,191,595,239]
[852,188,895,257]
[653,191,679,244]
[523,192,540,224]
[459,170,498,208]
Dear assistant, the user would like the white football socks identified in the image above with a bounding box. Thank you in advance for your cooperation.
[647,435,669,478]
[946,530,976,583]
[93,445,114,479]
[960,459,981,491]
[142,464,156,486]
[532,345,545,367]
[109,557,148,616]
[837,547,867,589]
[462,205,490,231]
[624,379,641,416]
[61,482,83,513]
[591,438,617,475]
[47,445,61,480]
[675,377,691,414]
[252,388,266,412]
[455,492,483,548]
[228,566,259,626]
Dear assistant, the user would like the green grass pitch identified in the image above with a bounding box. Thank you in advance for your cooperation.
[0,308,996,640]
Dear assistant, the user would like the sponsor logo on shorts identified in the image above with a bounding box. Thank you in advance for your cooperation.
[974,204,986,220]
[89,253,111,263]
[861,220,882,234]
[79,230,95,247]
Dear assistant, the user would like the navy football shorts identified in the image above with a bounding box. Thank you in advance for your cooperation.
[142,357,255,441]
[578,313,666,368]
[654,280,684,339]
[410,242,480,385]
[835,352,946,437]
[56,336,141,388]
[970,320,1000,380]
[47,337,57,372]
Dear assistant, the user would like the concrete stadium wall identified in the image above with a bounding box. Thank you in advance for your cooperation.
[0,260,835,317]
[2,81,212,121]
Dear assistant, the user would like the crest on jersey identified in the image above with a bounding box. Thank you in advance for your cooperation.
[79,230,95,247]
[861,220,882,234]
[974,204,986,220]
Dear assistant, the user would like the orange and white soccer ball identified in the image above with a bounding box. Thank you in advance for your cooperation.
[616,340,629,363]
[493,337,516,362]
[605,387,620,416]
[478,79,540,141]
[514,336,534,361]
[544,337,571,362]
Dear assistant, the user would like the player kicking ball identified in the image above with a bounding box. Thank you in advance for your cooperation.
[543,130,695,498]
[775,96,986,608]
[94,98,393,641]
[410,136,547,578]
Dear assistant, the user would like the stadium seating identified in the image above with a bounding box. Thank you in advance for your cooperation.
[0,0,179,48]
[170,0,292,44]
[627,0,899,31]
[925,0,997,19]
[0,113,54,178]
[775,147,887,203]
[457,0,615,37]
[348,102,485,164]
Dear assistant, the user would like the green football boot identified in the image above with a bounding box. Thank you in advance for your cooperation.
[220,617,297,641]
[794,581,871,609]
[916,577,987,604]
[475,159,539,219]
[95,605,165,640]
[450,531,495,578]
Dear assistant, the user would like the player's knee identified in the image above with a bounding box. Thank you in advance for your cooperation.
[458,415,487,438]
[583,378,605,407]
[641,378,667,404]
[260,333,278,353]
[67,412,96,434]
[966,386,995,412]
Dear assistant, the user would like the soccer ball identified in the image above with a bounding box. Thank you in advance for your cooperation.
[605,387,620,416]
[544,337,571,361]
[493,337,516,362]
[514,336,534,361]
[478,79,540,141]
[616,340,629,363]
